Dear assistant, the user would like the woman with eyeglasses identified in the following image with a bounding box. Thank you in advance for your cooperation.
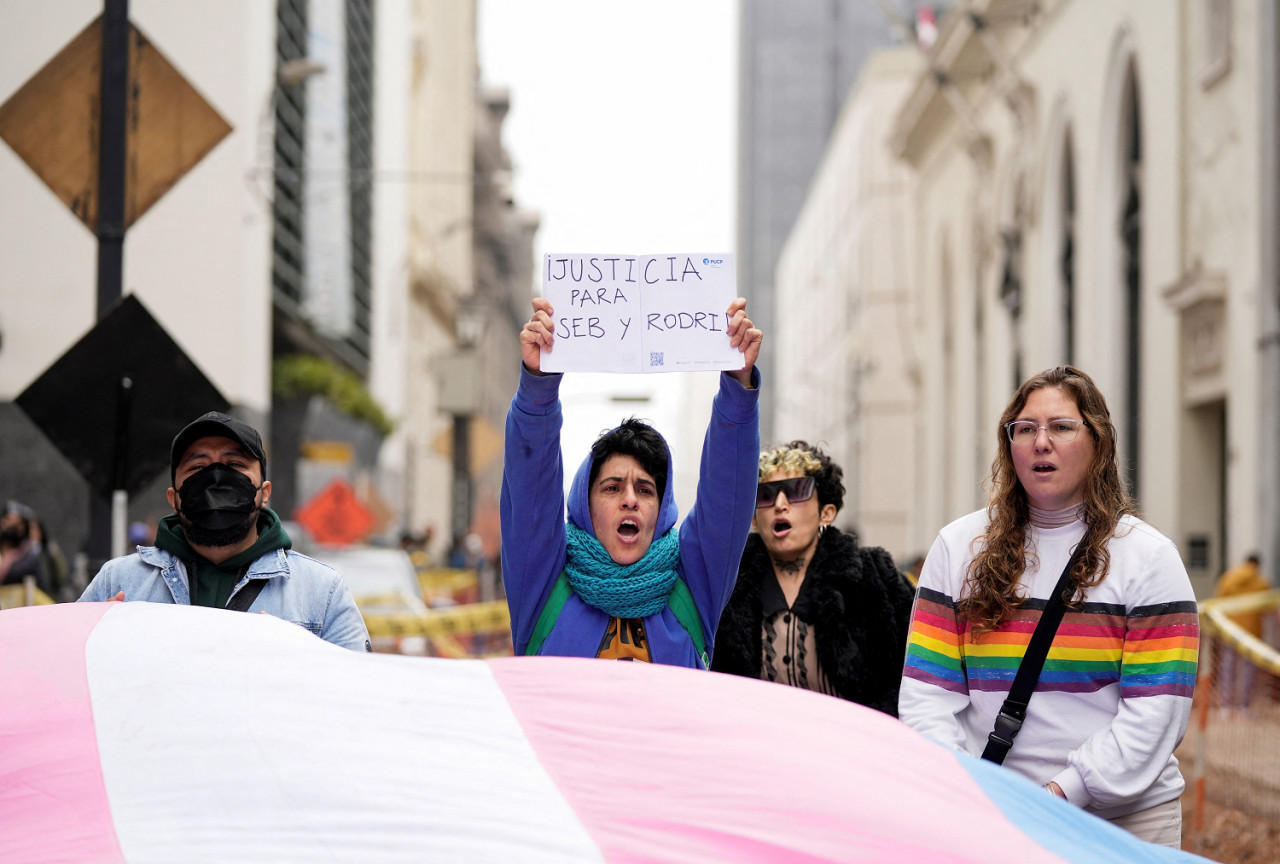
[899,366,1198,849]
[711,441,914,715]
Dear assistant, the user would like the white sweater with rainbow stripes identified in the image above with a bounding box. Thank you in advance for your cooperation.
[899,510,1199,820]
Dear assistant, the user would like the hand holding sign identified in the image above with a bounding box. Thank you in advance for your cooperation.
[520,294,762,384]
[724,297,763,388]
[519,297,556,375]
[537,253,745,374]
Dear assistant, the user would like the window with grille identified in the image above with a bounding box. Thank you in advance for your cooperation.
[272,0,375,373]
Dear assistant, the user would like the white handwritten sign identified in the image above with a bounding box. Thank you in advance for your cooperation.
[539,253,740,374]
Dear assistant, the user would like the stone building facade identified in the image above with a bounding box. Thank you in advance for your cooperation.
[774,0,1280,593]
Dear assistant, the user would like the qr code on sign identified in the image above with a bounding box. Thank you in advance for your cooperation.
[649,352,664,368]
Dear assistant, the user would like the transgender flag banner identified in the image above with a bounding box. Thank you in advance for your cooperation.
[1,602,1208,863]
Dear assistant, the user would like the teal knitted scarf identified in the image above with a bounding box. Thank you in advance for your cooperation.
[563,520,680,618]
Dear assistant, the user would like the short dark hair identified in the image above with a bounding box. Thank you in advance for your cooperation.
[758,440,845,513]
[588,418,669,502]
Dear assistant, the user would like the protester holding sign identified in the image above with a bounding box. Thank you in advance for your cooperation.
[501,295,761,667]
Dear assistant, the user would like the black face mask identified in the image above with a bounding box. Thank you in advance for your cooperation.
[177,463,262,538]
[0,526,25,545]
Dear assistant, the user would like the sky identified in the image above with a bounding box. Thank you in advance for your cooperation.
[477,0,740,508]
[477,0,738,260]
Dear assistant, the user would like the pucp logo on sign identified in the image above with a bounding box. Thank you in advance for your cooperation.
[540,252,739,374]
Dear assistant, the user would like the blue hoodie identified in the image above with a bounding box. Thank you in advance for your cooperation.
[500,364,761,667]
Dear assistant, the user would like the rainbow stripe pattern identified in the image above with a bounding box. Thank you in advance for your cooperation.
[905,587,1199,698]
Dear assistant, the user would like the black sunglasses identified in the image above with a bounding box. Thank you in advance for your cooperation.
[755,475,817,508]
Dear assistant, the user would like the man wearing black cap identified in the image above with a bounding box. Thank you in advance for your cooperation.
[79,412,371,651]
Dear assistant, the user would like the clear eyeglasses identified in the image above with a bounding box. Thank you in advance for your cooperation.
[1004,419,1089,444]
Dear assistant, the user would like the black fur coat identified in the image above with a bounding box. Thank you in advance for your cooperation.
[711,527,915,716]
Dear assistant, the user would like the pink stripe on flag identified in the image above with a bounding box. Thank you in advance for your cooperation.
[489,657,1068,864]
[0,603,125,864]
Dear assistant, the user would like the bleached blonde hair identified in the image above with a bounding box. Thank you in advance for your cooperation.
[757,441,844,512]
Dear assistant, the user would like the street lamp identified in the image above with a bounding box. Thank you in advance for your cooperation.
[436,300,488,555]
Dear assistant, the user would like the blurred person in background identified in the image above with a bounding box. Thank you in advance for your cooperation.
[449,532,487,571]
[0,501,45,590]
[900,366,1198,848]
[712,441,913,715]
[1213,553,1273,716]
[502,297,761,667]
[28,516,70,601]
[128,520,155,548]
[455,532,500,602]
[79,411,371,651]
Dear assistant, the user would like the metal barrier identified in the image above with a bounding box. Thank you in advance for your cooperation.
[1184,589,1280,854]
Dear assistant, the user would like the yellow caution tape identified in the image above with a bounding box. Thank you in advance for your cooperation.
[362,600,510,639]
[1199,589,1280,677]
[429,631,472,659]
[417,567,478,596]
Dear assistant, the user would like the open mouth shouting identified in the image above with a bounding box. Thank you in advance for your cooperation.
[770,517,792,538]
[588,454,661,565]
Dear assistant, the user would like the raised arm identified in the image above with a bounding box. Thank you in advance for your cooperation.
[679,298,762,647]
[501,299,569,653]
[724,296,762,389]
[519,296,555,375]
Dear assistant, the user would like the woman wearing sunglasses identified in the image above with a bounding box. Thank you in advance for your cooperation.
[899,366,1198,848]
[711,441,914,715]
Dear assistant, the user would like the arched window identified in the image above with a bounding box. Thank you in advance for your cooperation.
[1099,34,1144,502]
[1060,131,1076,365]
[1120,68,1143,498]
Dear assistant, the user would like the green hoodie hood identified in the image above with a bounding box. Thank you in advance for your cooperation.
[155,507,291,608]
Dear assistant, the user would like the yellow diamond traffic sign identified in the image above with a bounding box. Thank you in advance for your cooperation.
[0,14,232,231]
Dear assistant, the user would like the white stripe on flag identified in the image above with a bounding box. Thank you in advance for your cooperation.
[86,603,603,863]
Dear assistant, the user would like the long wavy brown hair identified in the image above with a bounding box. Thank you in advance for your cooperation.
[959,365,1137,637]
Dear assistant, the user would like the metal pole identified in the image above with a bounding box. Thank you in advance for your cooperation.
[451,413,472,553]
[88,0,131,566]
[110,376,133,559]
[97,0,129,316]
[1258,0,1280,578]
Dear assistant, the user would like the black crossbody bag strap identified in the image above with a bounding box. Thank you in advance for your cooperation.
[981,545,1086,765]
[224,570,267,612]
[190,562,265,612]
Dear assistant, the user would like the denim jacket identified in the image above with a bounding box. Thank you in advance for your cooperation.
[79,546,371,651]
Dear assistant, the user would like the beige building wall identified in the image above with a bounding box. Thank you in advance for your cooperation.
[885,0,1265,595]
[774,48,922,561]
[367,0,413,518]
[402,0,478,555]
